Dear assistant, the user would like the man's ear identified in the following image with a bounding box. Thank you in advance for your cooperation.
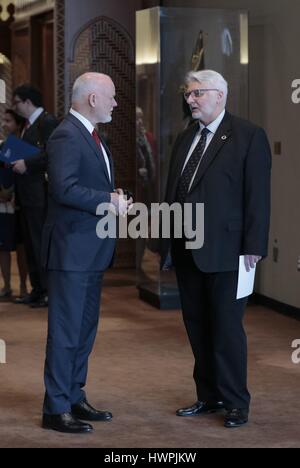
[217,91,224,103]
[88,93,96,108]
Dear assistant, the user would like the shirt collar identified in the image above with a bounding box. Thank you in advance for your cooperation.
[199,109,226,134]
[28,107,44,125]
[70,108,95,134]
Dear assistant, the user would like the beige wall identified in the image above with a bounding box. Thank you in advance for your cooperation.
[162,0,300,308]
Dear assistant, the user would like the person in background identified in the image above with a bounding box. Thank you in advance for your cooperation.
[12,85,59,308]
[0,109,28,299]
[136,106,157,280]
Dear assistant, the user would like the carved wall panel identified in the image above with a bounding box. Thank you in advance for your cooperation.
[54,0,65,118]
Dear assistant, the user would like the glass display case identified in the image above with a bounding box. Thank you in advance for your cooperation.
[136,7,248,309]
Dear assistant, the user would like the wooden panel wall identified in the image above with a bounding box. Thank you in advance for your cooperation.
[11,10,54,113]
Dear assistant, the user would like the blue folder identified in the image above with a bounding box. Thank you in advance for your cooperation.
[0,134,40,164]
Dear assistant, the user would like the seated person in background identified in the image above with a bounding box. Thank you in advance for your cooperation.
[0,109,28,298]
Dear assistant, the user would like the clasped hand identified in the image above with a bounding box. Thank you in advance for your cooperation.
[110,188,133,216]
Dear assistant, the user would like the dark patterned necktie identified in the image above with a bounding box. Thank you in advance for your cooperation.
[176,127,210,203]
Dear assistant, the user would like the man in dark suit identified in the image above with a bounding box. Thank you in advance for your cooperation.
[41,72,132,434]
[161,70,271,428]
[12,85,58,307]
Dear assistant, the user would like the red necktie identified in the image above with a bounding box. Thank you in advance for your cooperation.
[92,129,101,147]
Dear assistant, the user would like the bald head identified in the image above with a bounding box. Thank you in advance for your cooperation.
[72,73,111,102]
[71,72,117,125]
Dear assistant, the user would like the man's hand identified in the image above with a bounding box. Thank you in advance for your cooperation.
[11,160,27,175]
[244,255,262,272]
[110,190,133,216]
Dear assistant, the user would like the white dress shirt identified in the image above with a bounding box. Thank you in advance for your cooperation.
[70,108,112,182]
[28,107,44,126]
[182,109,226,191]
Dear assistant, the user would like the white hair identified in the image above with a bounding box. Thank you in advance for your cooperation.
[71,72,110,103]
[185,69,228,103]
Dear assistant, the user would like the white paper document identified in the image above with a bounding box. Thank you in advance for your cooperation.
[236,256,256,300]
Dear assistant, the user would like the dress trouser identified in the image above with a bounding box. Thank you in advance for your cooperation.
[172,240,250,410]
[43,270,103,415]
[20,206,47,294]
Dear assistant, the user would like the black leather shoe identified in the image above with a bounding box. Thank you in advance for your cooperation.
[224,409,249,428]
[176,401,224,417]
[30,295,48,308]
[42,412,93,433]
[14,291,41,305]
[72,399,113,422]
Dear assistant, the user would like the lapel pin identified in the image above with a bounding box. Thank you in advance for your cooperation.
[221,135,227,140]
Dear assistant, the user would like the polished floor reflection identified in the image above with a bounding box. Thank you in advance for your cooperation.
[0,256,300,448]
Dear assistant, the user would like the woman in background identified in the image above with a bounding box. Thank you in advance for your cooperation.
[0,109,28,298]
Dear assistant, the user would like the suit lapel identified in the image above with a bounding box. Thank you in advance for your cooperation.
[169,123,199,202]
[189,112,232,194]
[23,112,45,143]
[99,137,115,188]
[66,114,113,186]
[94,139,113,186]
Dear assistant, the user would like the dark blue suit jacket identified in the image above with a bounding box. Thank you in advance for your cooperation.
[41,113,116,272]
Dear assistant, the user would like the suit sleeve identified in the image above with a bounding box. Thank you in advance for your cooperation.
[25,115,59,174]
[164,131,186,204]
[47,128,111,215]
[159,131,186,268]
[243,127,272,256]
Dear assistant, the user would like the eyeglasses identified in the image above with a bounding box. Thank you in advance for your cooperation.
[183,88,220,100]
